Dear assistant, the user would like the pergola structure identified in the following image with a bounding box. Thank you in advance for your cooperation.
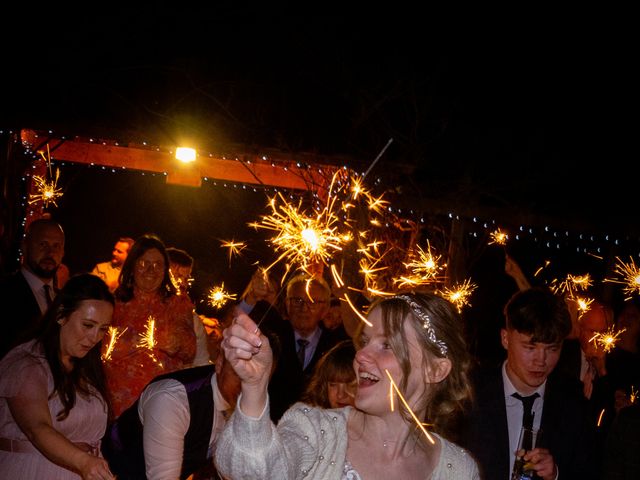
[0,128,350,271]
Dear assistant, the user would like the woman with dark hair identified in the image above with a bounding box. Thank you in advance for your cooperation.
[0,274,115,479]
[216,291,479,479]
[302,339,357,409]
[102,234,196,417]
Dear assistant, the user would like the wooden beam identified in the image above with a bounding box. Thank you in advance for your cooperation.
[20,129,343,193]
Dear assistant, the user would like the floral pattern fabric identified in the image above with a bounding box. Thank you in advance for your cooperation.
[103,292,196,417]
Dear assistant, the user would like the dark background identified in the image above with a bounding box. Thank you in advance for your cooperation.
[2,5,637,362]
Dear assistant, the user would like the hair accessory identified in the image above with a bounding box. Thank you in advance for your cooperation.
[392,294,448,357]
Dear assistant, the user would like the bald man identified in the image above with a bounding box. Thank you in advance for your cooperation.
[0,218,65,359]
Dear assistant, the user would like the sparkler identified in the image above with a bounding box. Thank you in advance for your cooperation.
[340,292,372,327]
[438,279,477,313]
[28,145,63,208]
[533,260,551,278]
[350,175,366,200]
[208,283,237,309]
[551,273,593,298]
[589,326,626,354]
[367,194,390,216]
[605,256,640,300]
[384,369,435,444]
[597,409,605,427]
[359,255,391,295]
[249,190,346,276]
[137,316,162,366]
[330,264,344,288]
[169,270,193,294]
[574,296,594,315]
[395,243,445,289]
[220,239,247,266]
[488,228,508,246]
[362,138,393,179]
[101,326,128,361]
[630,386,637,404]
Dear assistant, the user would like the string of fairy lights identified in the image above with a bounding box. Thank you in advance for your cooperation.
[7,128,640,266]
[5,128,638,437]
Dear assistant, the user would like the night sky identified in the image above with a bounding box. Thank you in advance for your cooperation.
[2,6,637,361]
[4,7,634,225]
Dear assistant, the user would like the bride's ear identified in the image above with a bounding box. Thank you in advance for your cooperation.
[425,357,452,384]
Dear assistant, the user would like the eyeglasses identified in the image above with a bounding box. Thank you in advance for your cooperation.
[288,297,328,310]
[136,259,165,273]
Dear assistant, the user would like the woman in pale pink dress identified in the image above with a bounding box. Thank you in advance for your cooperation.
[0,274,115,479]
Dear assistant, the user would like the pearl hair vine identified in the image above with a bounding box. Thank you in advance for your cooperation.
[392,295,448,357]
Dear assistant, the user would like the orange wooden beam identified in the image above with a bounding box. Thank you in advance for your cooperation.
[20,129,344,194]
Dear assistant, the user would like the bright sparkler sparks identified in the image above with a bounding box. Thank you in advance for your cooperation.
[574,296,594,315]
[138,316,157,349]
[630,386,637,404]
[29,171,63,207]
[552,273,593,298]
[384,370,435,445]
[169,271,193,294]
[597,408,605,427]
[438,279,477,313]
[488,228,508,246]
[101,326,128,361]
[249,191,346,275]
[359,256,390,294]
[367,194,390,215]
[330,264,344,288]
[208,283,237,309]
[29,146,63,208]
[341,292,371,327]
[350,176,366,200]
[589,327,626,353]
[137,316,162,366]
[395,243,445,289]
[605,257,640,299]
[220,239,247,265]
[533,260,551,278]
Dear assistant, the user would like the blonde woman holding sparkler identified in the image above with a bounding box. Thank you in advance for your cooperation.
[215,291,479,479]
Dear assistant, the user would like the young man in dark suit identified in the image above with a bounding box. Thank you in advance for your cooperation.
[463,287,596,480]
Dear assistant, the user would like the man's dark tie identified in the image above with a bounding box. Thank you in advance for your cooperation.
[43,284,53,307]
[512,392,540,450]
[297,339,309,368]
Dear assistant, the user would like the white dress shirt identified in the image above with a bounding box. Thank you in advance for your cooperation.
[137,373,229,479]
[21,267,54,314]
[502,361,545,478]
[192,312,212,367]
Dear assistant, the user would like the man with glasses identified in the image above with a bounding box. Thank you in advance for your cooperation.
[239,272,348,421]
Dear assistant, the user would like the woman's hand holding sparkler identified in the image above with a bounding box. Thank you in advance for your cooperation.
[222,310,272,418]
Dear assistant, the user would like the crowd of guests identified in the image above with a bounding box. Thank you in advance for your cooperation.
[0,217,639,479]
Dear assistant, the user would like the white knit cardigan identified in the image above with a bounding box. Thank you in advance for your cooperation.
[214,399,479,479]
